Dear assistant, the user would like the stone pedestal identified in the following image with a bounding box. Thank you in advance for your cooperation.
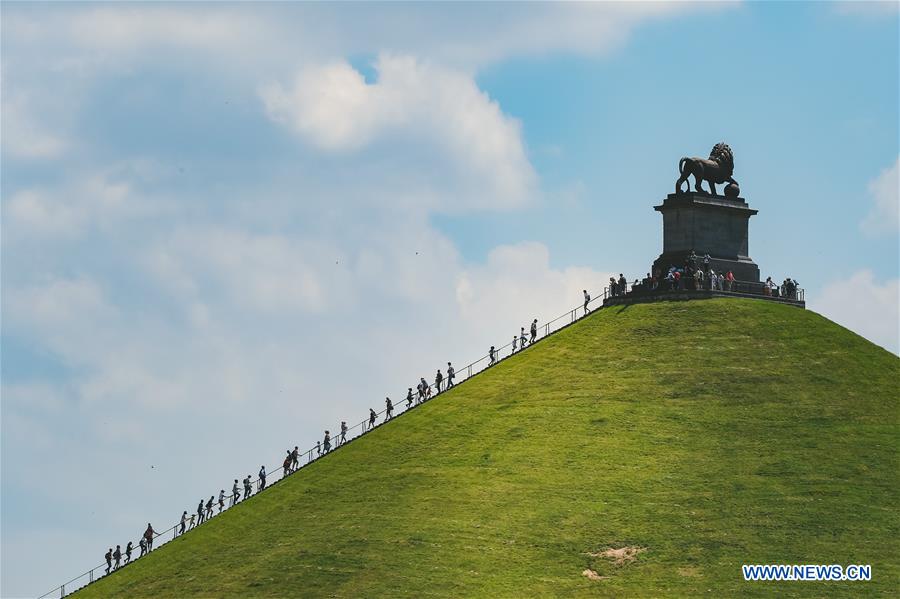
[651,192,760,282]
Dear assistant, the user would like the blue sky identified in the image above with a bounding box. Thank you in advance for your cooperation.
[2,2,898,596]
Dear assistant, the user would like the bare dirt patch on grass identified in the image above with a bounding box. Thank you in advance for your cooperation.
[586,545,647,565]
[581,545,647,582]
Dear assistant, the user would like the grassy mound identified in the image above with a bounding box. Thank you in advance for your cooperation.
[75,299,899,598]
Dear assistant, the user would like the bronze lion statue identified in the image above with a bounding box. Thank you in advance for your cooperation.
[675,142,739,196]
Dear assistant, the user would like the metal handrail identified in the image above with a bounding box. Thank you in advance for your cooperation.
[604,277,804,302]
[37,291,608,598]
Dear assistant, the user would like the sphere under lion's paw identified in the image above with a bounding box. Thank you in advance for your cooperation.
[724,182,740,197]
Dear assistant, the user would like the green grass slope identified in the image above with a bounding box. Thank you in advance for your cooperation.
[76,299,899,598]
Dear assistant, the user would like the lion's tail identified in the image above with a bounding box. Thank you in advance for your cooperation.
[679,157,689,174]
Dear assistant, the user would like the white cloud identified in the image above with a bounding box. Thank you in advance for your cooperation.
[67,8,252,51]
[2,7,267,73]
[456,242,613,337]
[860,157,899,236]
[3,271,322,451]
[6,189,80,235]
[2,3,726,73]
[261,55,536,209]
[7,277,109,333]
[1,92,68,159]
[261,61,382,151]
[811,269,899,354]
[145,228,332,314]
[5,172,150,239]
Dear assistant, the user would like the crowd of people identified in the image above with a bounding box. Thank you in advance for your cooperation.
[765,276,801,299]
[603,251,800,300]
[103,524,156,574]
[645,250,732,292]
[658,263,736,292]
[607,274,629,297]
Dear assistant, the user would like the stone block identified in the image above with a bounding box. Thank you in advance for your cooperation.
[651,192,760,282]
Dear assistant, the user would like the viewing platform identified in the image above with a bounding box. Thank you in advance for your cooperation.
[603,280,806,309]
